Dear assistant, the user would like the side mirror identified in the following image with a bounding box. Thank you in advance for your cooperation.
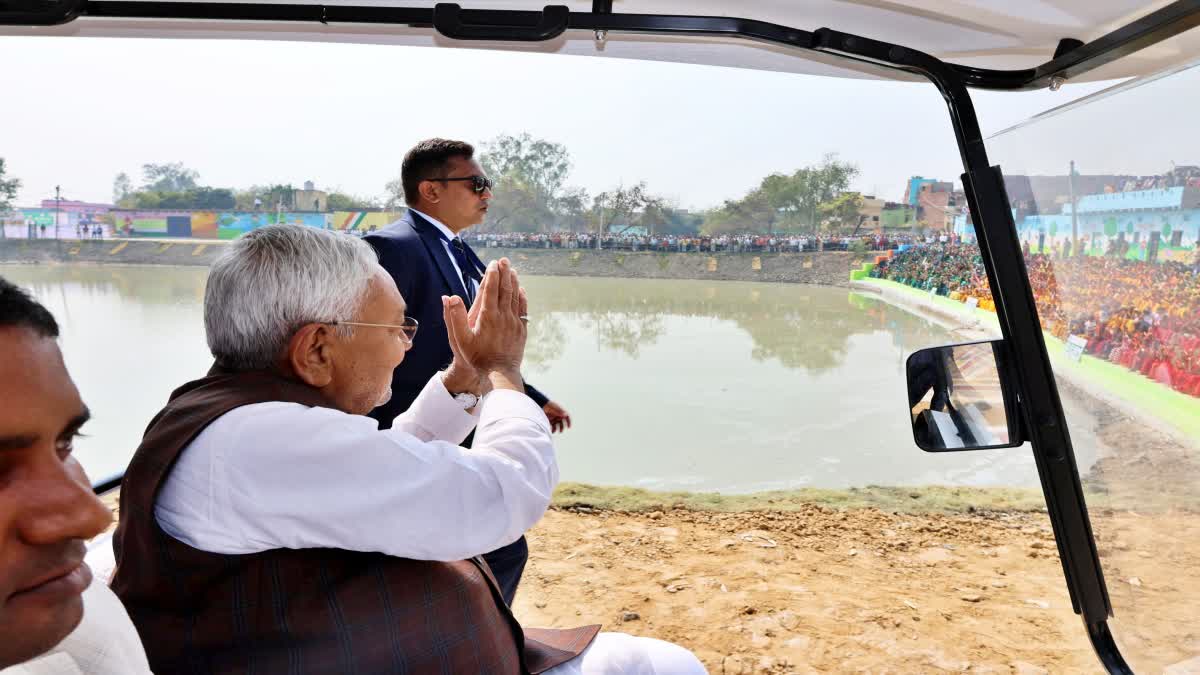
[906,339,1022,452]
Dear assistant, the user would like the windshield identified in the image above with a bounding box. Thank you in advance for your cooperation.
[984,56,1200,671]
[0,33,1129,671]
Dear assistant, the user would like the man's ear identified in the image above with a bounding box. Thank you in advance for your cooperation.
[285,323,334,388]
[418,180,440,205]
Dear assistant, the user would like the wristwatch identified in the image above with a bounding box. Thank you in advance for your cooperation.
[451,391,480,410]
[441,372,480,410]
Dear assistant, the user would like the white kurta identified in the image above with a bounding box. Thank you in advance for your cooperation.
[155,373,557,561]
[0,575,152,675]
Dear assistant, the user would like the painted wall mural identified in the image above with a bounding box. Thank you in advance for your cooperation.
[332,211,400,232]
[105,210,404,239]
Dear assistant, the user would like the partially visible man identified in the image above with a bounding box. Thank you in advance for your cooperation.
[366,138,572,604]
[111,224,704,673]
[0,277,150,674]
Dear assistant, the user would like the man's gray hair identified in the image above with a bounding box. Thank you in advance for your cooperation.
[204,224,379,371]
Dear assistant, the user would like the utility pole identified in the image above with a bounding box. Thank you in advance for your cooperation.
[595,197,604,250]
[55,185,61,240]
[1069,160,1078,257]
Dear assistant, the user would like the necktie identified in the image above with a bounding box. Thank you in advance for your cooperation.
[448,237,481,304]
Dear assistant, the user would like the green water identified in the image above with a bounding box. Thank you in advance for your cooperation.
[3,264,1060,491]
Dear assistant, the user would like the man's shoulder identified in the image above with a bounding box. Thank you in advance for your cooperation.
[366,219,428,256]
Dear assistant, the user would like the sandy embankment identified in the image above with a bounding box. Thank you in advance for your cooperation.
[517,488,1198,673]
[518,502,1087,673]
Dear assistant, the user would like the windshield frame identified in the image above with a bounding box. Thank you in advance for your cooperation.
[32,3,1199,672]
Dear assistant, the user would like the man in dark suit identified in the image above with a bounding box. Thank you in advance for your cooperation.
[364,138,571,605]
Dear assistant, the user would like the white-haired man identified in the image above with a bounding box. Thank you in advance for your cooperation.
[110,224,705,674]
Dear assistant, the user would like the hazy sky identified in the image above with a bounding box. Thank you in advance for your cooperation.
[0,36,1127,209]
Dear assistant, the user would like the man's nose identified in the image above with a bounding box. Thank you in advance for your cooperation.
[17,458,113,545]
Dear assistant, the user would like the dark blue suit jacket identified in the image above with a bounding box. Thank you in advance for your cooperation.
[364,210,548,428]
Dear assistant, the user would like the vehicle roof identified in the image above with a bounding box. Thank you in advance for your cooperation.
[4,0,1198,83]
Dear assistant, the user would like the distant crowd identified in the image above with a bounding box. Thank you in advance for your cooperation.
[872,241,1200,398]
[466,231,932,253]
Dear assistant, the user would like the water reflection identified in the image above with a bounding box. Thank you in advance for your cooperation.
[520,276,951,373]
[3,264,1043,492]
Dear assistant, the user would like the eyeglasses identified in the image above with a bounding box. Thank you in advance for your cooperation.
[327,317,419,344]
[428,175,494,194]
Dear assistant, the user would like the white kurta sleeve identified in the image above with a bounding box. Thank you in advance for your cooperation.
[155,386,557,563]
[391,372,478,444]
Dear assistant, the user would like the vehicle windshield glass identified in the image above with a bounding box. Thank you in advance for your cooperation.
[986,56,1200,671]
[0,33,1124,670]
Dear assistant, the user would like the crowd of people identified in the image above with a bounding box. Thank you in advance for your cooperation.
[872,241,1200,397]
[466,230,927,253]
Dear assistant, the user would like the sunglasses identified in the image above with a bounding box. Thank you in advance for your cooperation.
[429,175,494,194]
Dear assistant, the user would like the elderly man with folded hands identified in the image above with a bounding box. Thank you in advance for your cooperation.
[110,224,705,674]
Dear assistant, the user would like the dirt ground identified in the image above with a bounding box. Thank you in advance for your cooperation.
[516,505,1089,673]
[516,504,1199,674]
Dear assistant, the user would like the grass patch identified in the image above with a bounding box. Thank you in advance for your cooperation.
[552,482,1048,514]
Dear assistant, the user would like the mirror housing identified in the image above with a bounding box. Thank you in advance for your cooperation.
[906,339,1022,452]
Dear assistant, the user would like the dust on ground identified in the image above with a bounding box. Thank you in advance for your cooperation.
[517,502,1197,674]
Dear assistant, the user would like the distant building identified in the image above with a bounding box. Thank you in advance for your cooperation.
[292,181,328,212]
[901,178,955,229]
[904,177,950,208]
[857,194,885,229]
[1001,164,1200,216]
[880,203,916,229]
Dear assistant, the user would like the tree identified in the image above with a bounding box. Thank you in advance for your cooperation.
[0,158,19,215]
[480,133,574,232]
[480,133,571,204]
[554,186,591,232]
[235,184,295,211]
[112,172,133,205]
[703,154,860,235]
[703,191,775,235]
[818,192,865,233]
[327,192,380,210]
[588,182,664,244]
[141,162,200,193]
[129,187,235,210]
[798,153,860,232]
[482,172,553,233]
[641,200,700,236]
[383,176,405,209]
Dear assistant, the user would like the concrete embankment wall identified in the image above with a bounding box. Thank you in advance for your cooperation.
[0,238,872,286]
[0,238,229,266]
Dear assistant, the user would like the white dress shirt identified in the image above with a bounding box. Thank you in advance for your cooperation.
[407,208,481,295]
[154,373,558,561]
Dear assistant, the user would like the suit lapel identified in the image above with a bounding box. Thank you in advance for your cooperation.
[407,211,470,301]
